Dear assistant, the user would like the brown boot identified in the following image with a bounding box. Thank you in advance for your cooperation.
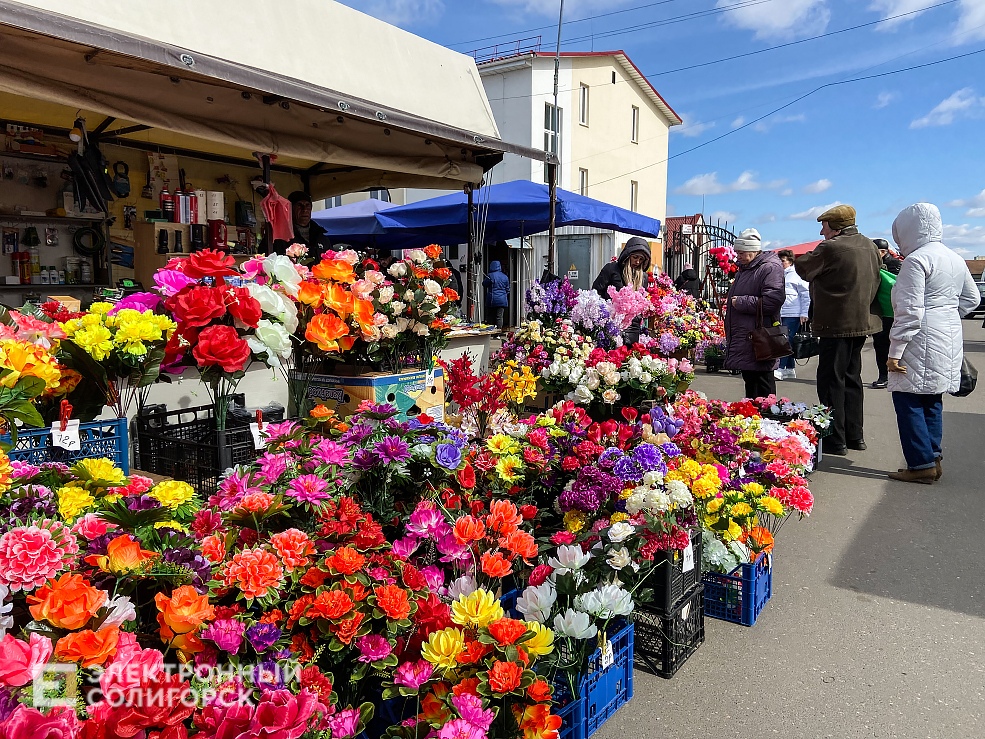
[888,468,937,485]
[935,458,943,481]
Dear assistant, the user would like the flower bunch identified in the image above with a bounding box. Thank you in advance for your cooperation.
[709,244,738,275]
[493,319,591,376]
[569,290,622,349]
[441,352,508,439]
[607,285,654,331]
[525,277,578,322]
[0,335,70,430]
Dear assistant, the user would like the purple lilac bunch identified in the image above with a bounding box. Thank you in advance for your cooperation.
[559,467,623,513]
[526,277,578,321]
[570,290,622,349]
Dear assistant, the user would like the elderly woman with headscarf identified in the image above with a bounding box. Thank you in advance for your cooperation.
[723,228,786,399]
[886,203,978,484]
[593,237,652,343]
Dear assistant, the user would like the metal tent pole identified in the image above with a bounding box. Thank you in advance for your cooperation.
[466,185,476,322]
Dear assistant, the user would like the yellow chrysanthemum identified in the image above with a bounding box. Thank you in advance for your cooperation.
[150,480,195,511]
[89,302,113,315]
[80,313,103,328]
[451,589,504,629]
[422,627,465,673]
[154,520,189,532]
[72,458,126,485]
[487,434,519,456]
[692,477,720,499]
[742,482,765,497]
[731,502,753,517]
[760,496,785,516]
[74,325,113,361]
[57,484,95,521]
[524,621,555,657]
[609,512,629,524]
[706,498,724,515]
[495,455,524,484]
[563,510,587,534]
[726,519,743,541]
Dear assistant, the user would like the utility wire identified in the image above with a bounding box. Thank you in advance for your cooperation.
[589,45,985,189]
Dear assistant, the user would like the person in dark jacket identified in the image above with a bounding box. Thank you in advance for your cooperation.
[272,191,330,261]
[593,237,652,343]
[795,204,882,455]
[674,265,702,299]
[483,260,510,328]
[724,229,786,399]
[870,237,902,388]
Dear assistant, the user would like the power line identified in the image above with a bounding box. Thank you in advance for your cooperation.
[589,45,985,189]
[483,0,959,104]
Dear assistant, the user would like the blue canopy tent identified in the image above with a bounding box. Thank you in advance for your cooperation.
[310,198,396,244]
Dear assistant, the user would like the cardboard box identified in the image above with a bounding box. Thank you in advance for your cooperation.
[47,295,82,311]
[297,367,445,421]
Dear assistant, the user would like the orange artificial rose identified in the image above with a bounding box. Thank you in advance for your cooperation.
[499,530,538,561]
[27,573,105,631]
[373,584,411,621]
[297,281,326,308]
[54,626,120,668]
[310,404,334,419]
[351,298,376,333]
[307,589,354,621]
[324,282,354,319]
[424,245,443,259]
[453,516,486,545]
[155,585,215,636]
[306,313,353,354]
[311,259,357,283]
[433,267,452,281]
[527,678,553,703]
[480,551,513,579]
[487,660,524,694]
[84,534,157,575]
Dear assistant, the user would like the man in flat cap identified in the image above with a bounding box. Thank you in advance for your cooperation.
[795,205,883,455]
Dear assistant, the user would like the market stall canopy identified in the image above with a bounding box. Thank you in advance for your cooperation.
[368,179,663,248]
[311,199,396,239]
[0,0,548,195]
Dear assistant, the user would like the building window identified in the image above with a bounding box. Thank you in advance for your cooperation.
[368,188,391,203]
[630,181,638,212]
[579,84,589,126]
[631,106,640,143]
[579,168,588,196]
[544,103,562,183]
[325,196,342,208]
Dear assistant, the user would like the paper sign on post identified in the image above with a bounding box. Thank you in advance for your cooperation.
[51,420,81,451]
[600,639,614,670]
[249,423,268,450]
[682,542,695,573]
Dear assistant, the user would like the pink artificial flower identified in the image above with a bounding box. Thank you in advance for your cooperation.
[390,536,420,560]
[0,704,78,739]
[550,531,576,546]
[313,439,351,467]
[100,632,164,695]
[393,660,434,690]
[257,452,289,485]
[193,688,326,739]
[0,633,54,687]
[241,257,266,281]
[286,475,330,504]
[201,619,246,654]
[107,292,161,315]
[153,269,197,297]
[356,635,393,664]
[0,520,79,592]
[72,513,118,541]
[10,311,66,348]
[436,532,470,564]
[325,707,361,739]
[8,460,40,479]
[406,501,444,538]
[437,718,486,739]
[420,565,445,591]
[451,693,495,732]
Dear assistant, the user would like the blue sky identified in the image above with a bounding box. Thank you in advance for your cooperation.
[340,0,985,255]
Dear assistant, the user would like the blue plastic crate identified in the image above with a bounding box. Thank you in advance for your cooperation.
[500,588,520,617]
[2,418,129,473]
[581,619,634,739]
[551,679,586,739]
[703,551,772,626]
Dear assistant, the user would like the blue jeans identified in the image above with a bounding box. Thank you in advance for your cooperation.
[892,392,943,470]
[779,317,801,370]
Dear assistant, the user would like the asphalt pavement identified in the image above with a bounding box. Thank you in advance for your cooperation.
[595,318,985,739]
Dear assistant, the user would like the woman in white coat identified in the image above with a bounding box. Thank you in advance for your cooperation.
[886,203,979,484]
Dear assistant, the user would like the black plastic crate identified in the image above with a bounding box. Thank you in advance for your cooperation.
[135,404,262,495]
[639,528,703,614]
[632,585,705,679]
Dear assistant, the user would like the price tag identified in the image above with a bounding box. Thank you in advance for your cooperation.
[600,639,614,670]
[681,602,691,621]
[682,541,695,573]
[51,420,81,451]
[249,422,268,450]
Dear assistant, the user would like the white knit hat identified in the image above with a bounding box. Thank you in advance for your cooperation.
[734,228,763,252]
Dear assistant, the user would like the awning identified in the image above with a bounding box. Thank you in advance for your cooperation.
[0,0,549,196]
[311,199,396,240]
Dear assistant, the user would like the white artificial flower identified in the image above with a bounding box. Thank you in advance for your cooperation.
[516,583,558,624]
[553,608,598,640]
[642,471,663,487]
[639,371,653,385]
[575,584,634,619]
[403,290,416,302]
[601,389,620,405]
[568,365,585,385]
[245,283,298,333]
[446,575,478,600]
[390,301,407,316]
[262,254,302,296]
[548,544,592,574]
[666,479,693,507]
[606,547,632,571]
[377,286,394,304]
[413,321,430,336]
[583,371,600,391]
[388,261,408,278]
[406,249,426,264]
[423,279,442,296]
[362,325,382,342]
[247,319,294,368]
[381,324,398,340]
[364,269,385,285]
[625,492,647,516]
[102,595,137,628]
[607,522,635,543]
[572,384,594,406]
[603,371,621,387]
[395,316,413,333]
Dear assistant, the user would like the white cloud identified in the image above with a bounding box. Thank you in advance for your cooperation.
[869,0,985,42]
[674,171,789,196]
[956,0,985,42]
[911,88,985,128]
[947,189,985,217]
[351,0,445,25]
[789,201,843,220]
[804,179,833,194]
[781,188,794,197]
[752,113,807,133]
[869,0,940,29]
[709,211,738,223]
[673,115,717,138]
[489,0,633,18]
[756,213,779,224]
[732,171,760,191]
[874,91,899,108]
[943,223,985,254]
[731,116,746,128]
[716,0,830,39]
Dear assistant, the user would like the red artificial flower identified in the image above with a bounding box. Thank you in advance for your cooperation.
[452,677,481,697]
[300,567,328,589]
[300,665,334,703]
[182,249,238,279]
[330,611,365,645]
[457,639,493,665]
[224,286,263,328]
[560,455,580,472]
[453,516,486,545]
[528,564,554,587]
[326,546,366,575]
[519,505,538,521]
[487,661,524,694]
[488,618,527,646]
[456,464,476,489]
[192,325,251,373]
[374,584,412,621]
[527,678,553,702]
[401,564,428,591]
[166,285,226,328]
[307,590,354,621]
[480,552,512,579]
[469,500,485,517]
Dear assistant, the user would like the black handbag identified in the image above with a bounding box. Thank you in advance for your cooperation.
[792,323,820,360]
[750,300,793,362]
[951,357,977,397]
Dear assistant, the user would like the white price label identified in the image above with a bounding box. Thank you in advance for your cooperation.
[600,639,614,670]
[249,422,268,450]
[682,541,695,573]
[51,420,81,451]
[681,602,691,621]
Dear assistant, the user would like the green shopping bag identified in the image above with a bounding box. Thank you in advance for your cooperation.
[876,269,896,318]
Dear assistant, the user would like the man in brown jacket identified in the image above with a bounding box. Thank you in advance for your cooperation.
[795,205,882,455]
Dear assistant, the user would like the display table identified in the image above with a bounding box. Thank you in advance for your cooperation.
[439,326,499,372]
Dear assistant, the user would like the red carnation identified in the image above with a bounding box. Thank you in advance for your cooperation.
[183,249,238,279]
[193,325,251,373]
[225,286,263,328]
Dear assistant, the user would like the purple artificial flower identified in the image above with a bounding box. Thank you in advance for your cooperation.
[0,688,17,723]
[435,443,463,470]
[420,565,445,591]
[253,659,286,690]
[127,494,162,511]
[340,423,374,445]
[376,435,410,464]
[356,635,393,663]
[201,618,246,654]
[598,447,624,470]
[163,548,212,591]
[612,456,643,481]
[352,448,379,470]
[632,443,667,475]
[246,623,282,653]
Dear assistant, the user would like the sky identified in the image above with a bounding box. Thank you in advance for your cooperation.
[339,0,985,255]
